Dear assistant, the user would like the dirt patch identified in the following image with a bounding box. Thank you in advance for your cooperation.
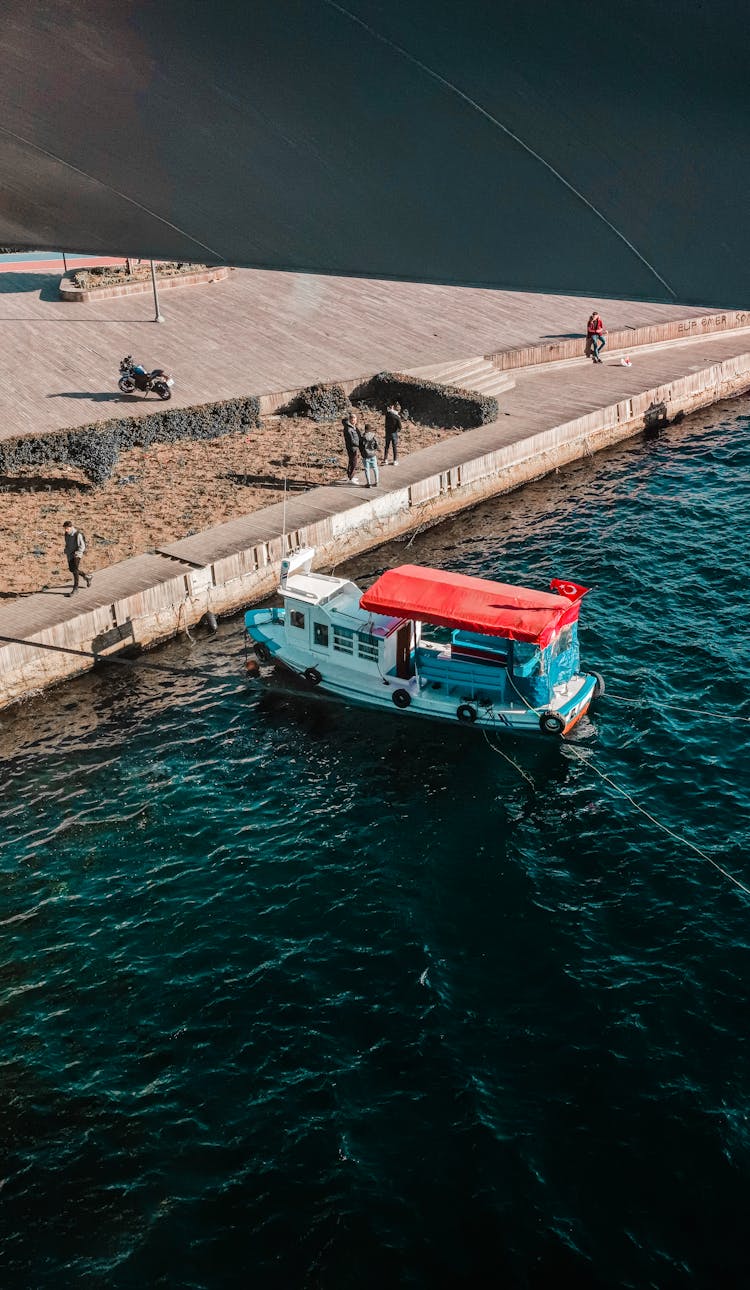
[1,412,459,595]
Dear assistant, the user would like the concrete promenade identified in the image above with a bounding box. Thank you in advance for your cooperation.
[2,312,750,710]
[0,265,716,440]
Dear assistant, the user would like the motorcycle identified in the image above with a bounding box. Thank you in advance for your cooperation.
[118,355,174,400]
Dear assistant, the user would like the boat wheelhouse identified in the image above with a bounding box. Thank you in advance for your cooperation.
[244,550,602,735]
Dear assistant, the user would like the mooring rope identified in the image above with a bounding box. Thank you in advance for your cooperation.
[605,693,750,724]
[566,745,750,898]
[4,628,747,895]
[176,599,196,644]
[0,632,224,681]
[485,670,750,896]
[482,724,536,789]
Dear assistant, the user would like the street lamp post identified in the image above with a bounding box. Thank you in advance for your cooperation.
[150,259,164,322]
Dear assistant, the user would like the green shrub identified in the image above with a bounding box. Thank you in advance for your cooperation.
[0,395,262,485]
[355,372,498,428]
[288,383,350,423]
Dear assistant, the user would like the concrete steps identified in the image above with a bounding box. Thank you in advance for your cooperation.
[405,356,515,398]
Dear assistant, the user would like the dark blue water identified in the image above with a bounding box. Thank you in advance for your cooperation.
[2,405,750,1289]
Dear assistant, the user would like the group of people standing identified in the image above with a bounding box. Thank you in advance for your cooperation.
[341,401,403,488]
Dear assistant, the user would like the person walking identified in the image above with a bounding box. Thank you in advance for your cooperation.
[360,423,380,488]
[63,520,93,596]
[587,311,607,363]
[383,401,402,465]
[342,411,362,483]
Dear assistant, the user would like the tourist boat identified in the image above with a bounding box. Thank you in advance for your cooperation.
[244,549,603,736]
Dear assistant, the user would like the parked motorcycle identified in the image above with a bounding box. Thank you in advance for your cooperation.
[118,355,174,400]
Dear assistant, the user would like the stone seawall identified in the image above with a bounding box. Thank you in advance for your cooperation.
[3,349,750,710]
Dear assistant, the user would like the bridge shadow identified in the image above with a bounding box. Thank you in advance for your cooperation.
[0,271,62,298]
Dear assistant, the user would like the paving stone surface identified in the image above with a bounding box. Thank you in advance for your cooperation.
[0,266,711,441]
[3,324,747,647]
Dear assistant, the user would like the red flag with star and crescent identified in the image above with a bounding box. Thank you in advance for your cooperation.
[549,578,590,602]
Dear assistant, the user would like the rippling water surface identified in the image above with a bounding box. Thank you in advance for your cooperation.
[2,405,750,1288]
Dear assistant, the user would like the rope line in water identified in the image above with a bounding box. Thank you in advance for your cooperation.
[566,746,750,898]
[606,693,750,724]
[4,631,746,894]
[0,632,227,682]
[481,725,536,789]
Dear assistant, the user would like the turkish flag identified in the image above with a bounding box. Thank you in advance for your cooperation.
[549,578,590,602]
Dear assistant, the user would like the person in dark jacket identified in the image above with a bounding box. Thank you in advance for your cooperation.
[360,423,380,488]
[342,412,362,483]
[63,520,93,595]
[383,401,402,464]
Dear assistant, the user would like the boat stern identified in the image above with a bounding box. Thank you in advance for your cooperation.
[544,670,604,736]
[244,606,285,663]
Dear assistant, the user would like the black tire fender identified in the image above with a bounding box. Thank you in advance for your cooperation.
[255,641,272,663]
[303,666,322,686]
[392,688,411,709]
[540,711,565,736]
[591,671,605,700]
[457,703,477,724]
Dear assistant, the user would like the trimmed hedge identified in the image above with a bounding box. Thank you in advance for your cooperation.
[354,371,498,428]
[291,383,350,422]
[0,395,262,486]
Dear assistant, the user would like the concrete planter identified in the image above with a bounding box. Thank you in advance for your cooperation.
[59,264,230,302]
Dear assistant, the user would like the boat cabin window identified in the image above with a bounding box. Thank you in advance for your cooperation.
[290,609,305,630]
[357,632,379,662]
[332,625,355,654]
[314,622,329,647]
[512,642,543,676]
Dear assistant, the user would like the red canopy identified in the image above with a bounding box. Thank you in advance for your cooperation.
[359,565,584,646]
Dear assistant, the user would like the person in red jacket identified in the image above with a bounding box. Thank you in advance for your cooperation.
[587,311,607,363]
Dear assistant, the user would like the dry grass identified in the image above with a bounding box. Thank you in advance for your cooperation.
[1,412,459,595]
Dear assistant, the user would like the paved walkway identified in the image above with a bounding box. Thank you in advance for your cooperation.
[3,324,748,646]
[0,266,711,441]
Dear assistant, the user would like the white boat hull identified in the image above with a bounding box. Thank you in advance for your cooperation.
[246,608,598,737]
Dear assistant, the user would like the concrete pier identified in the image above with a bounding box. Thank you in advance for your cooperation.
[2,317,750,711]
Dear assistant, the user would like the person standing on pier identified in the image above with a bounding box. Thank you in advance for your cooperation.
[383,401,402,465]
[588,311,607,363]
[342,410,362,483]
[360,423,380,488]
[63,520,93,596]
